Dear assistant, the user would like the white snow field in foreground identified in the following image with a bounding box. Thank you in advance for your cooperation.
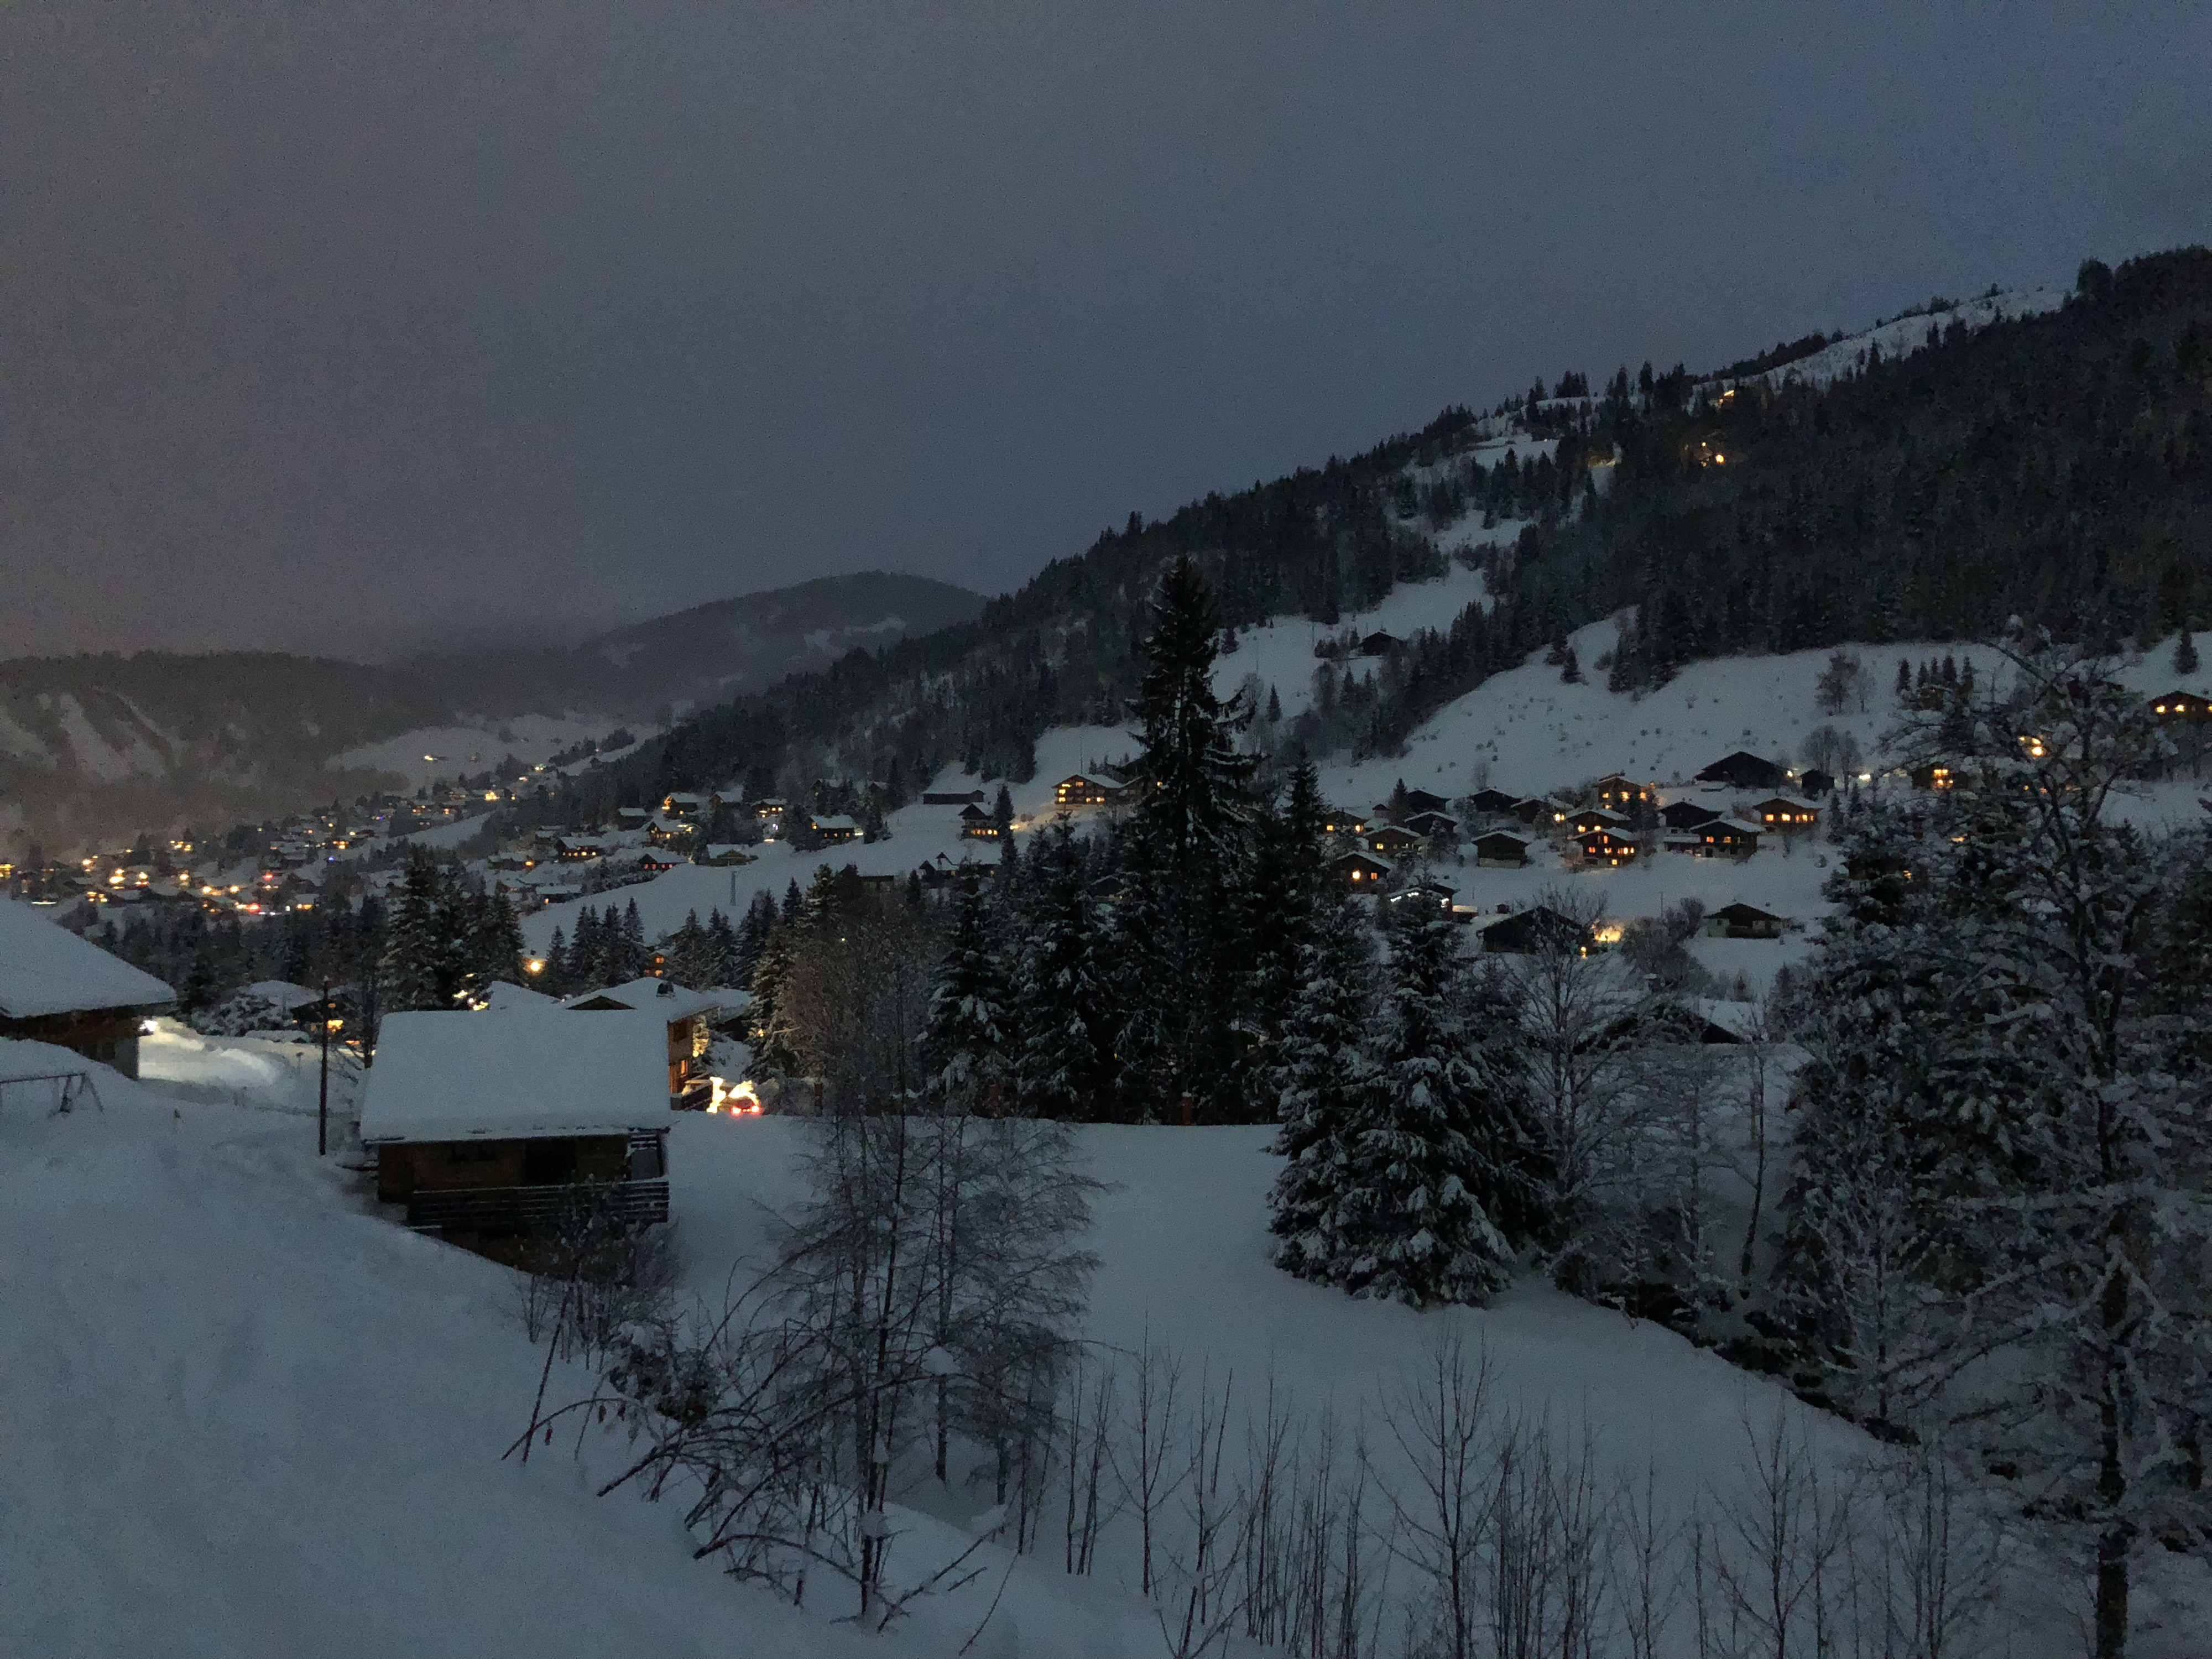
[12,1054,2210,1655]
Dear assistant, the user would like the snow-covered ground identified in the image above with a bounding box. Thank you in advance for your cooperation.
[1719,287,2065,394]
[331,715,627,791]
[17,1044,2212,1655]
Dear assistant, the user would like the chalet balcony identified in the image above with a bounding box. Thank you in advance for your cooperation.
[403,1179,670,1235]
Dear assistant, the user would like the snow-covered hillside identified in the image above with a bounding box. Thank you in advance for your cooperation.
[1717,287,2065,393]
[26,1040,2206,1655]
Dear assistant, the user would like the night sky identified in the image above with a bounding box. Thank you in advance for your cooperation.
[6,5,2207,660]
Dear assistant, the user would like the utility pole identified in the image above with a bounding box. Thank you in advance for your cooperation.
[317,981,331,1157]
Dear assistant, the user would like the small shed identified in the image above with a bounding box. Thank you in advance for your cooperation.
[1472,831,1531,868]
[359,1010,674,1264]
[1705,902,1787,940]
[0,901,174,1077]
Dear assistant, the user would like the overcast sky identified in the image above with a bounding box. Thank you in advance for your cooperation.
[6,4,2207,660]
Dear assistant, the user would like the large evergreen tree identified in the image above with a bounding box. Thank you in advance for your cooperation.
[920,877,1013,1115]
[1330,902,1515,1307]
[1009,823,1111,1120]
[1266,882,1377,1283]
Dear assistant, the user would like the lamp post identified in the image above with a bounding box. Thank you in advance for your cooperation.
[317,981,331,1157]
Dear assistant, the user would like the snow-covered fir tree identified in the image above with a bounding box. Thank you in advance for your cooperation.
[1329,898,1515,1307]
[1266,880,1377,1284]
[919,875,1011,1115]
[1009,822,1110,1119]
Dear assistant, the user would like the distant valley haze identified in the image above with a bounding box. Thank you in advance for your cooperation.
[4,5,2208,660]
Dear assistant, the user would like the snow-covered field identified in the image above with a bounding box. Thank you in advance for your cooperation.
[332,714,622,790]
[15,1045,2212,1655]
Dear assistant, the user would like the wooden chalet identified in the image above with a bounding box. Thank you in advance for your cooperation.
[1569,806,1626,836]
[1472,831,1531,867]
[959,803,1000,839]
[1399,787,1452,817]
[1658,800,1722,831]
[1330,850,1394,891]
[694,844,755,866]
[753,798,792,820]
[1574,827,1640,866]
[1364,824,1425,858]
[1509,796,1556,826]
[564,977,723,1108]
[1478,905,1590,955]
[1053,773,1124,808]
[2150,689,2212,723]
[1467,787,1521,818]
[1693,751,1788,792]
[1798,768,1838,797]
[614,806,650,828]
[661,792,706,816]
[1750,795,1820,832]
[1908,763,1956,791]
[1403,809,1460,840]
[1594,774,1653,812]
[634,849,683,873]
[1358,630,1402,656]
[1705,902,1786,940]
[1319,807,1369,837]
[810,814,862,844]
[921,789,987,806]
[1696,820,1761,857]
[360,1010,674,1267]
[0,901,175,1078]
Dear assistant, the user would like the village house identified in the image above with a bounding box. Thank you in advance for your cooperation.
[1750,795,1821,832]
[1568,806,1626,837]
[1659,800,1721,831]
[1594,774,1653,812]
[1363,823,1425,858]
[1698,820,1762,857]
[615,806,650,830]
[359,1010,672,1267]
[1694,751,1790,792]
[921,789,987,806]
[810,814,862,844]
[753,798,792,821]
[2150,689,2212,723]
[1403,809,1460,841]
[1509,796,1557,826]
[1705,902,1787,940]
[1319,807,1369,837]
[1574,827,1640,866]
[1478,905,1589,955]
[0,901,175,1077]
[1053,773,1124,808]
[959,804,1000,839]
[661,792,706,816]
[1472,830,1531,867]
[693,844,755,867]
[1358,630,1402,656]
[564,977,723,1108]
[1329,850,1392,891]
[1466,787,1521,818]
[1798,768,1838,797]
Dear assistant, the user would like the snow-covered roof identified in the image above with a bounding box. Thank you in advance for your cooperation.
[562,977,722,1022]
[484,982,560,1011]
[243,980,324,1012]
[0,902,175,1020]
[358,1010,674,1142]
[811,814,858,831]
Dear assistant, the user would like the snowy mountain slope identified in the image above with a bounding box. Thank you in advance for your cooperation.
[1717,287,2065,394]
[0,1062,893,1659]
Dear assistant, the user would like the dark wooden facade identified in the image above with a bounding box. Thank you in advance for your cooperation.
[375,1130,669,1265]
[0,1006,149,1077]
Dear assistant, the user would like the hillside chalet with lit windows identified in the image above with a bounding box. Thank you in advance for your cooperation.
[1698,820,1761,856]
[2151,689,2211,723]
[1574,827,1640,865]
[564,977,722,1108]
[959,804,1000,839]
[1750,796,1820,832]
[1331,850,1392,890]
[1594,774,1653,812]
[1053,773,1125,808]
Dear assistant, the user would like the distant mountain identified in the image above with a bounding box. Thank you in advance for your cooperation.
[0,571,984,855]
[405,571,987,720]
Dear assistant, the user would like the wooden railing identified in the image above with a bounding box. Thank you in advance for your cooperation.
[404,1180,669,1234]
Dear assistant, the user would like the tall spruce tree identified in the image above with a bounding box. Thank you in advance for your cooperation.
[1242,756,1330,1118]
[1267,882,1378,1284]
[1331,901,1515,1306]
[1010,822,1110,1120]
[1119,556,1259,1118]
[920,878,1013,1115]
[379,855,453,1011]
